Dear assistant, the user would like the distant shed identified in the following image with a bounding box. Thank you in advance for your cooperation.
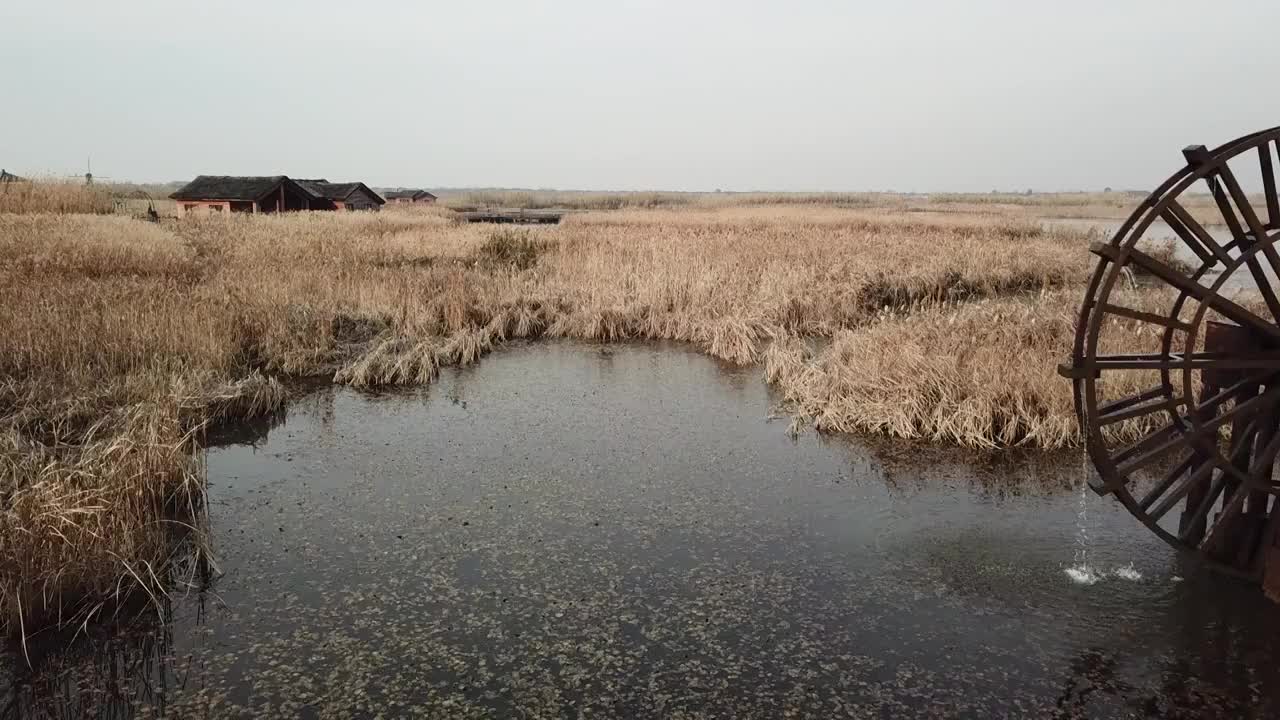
[296,179,386,211]
[170,176,328,214]
[385,189,437,204]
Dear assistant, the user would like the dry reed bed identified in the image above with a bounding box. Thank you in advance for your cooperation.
[765,289,1178,449]
[441,188,1246,227]
[0,182,114,215]
[1,204,1172,635]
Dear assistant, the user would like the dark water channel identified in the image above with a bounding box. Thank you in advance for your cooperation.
[5,343,1280,718]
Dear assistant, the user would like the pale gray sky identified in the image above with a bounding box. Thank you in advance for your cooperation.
[3,1,1279,191]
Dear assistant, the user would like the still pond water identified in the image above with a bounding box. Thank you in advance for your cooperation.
[4,343,1280,718]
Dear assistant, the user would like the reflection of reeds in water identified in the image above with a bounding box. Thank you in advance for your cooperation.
[2,489,215,712]
[2,571,210,718]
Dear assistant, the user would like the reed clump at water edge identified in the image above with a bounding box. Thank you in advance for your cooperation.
[0,200,1179,636]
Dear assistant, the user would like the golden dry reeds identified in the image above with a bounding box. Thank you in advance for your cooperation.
[768,289,1172,449]
[444,189,698,210]
[0,181,114,215]
[0,399,199,638]
[0,200,1182,635]
[435,187,1259,227]
[444,189,906,210]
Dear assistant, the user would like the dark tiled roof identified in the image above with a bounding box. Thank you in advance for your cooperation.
[385,189,436,200]
[298,179,385,204]
[294,179,339,199]
[170,175,291,201]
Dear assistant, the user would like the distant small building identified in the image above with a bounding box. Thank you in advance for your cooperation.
[170,176,327,214]
[384,189,437,204]
[296,179,386,211]
[0,169,25,183]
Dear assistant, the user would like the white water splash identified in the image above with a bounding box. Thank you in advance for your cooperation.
[1064,460,1145,585]
[1065,465,1100,584]
[1112,563,1142,582]
[1065,565,1104,585]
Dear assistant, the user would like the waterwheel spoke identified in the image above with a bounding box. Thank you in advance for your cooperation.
[1112,423,1180,467]
[1097,396,1181,426]
[1196,411,1280,562]
[1178,473,1228,542]
[1198,372,1276,412]
[1240,413,1280,569]
[1089,242,1280,345]
[1116,371,1254,461]
[1259,144,1280,229]
[1099,302,1194,332]
[1207,383,1275,482]
[1202,482,1253,557]
[1138,453,1197,511]
[1097,386,1168,417]
[1163,201,1232,267]
[1249,418,1280,487]
[1247,417,1280,490]
[1215,166,1280,319]
[1173,414,1263,540]
[1184,146,1280,322]
[1088,352,1280,372]
[1116,427,1213,477]
[1148,457,1218,523]
[1114,381,1280,478]
[1214,160,1271,245]
[1197,161,1255,243]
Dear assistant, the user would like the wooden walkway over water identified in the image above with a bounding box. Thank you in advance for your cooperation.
[458,209,564,225]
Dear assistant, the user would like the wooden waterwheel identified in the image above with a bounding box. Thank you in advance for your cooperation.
[1061,126,1280,595]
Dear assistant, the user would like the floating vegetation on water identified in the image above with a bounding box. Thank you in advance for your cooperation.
[9,346,1258,717]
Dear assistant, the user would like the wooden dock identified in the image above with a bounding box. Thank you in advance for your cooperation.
[457,209,564,225]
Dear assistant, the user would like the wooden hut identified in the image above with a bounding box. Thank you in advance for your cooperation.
[296,179,386,211]
[384,189,437,204]
[170,176,330,214]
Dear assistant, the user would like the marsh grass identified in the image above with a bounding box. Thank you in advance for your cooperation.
[445,190,698,210]
[0,198,1182,635]
[769,289,1171,449]
[445,190,910,210]
[475,228,548,270]
[436,188,1261,228]
[0,181,114,215]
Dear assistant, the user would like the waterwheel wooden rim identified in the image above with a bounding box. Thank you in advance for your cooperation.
[1064,126,1280,581]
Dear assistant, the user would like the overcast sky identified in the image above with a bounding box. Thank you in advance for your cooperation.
[3,1,1279,191]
